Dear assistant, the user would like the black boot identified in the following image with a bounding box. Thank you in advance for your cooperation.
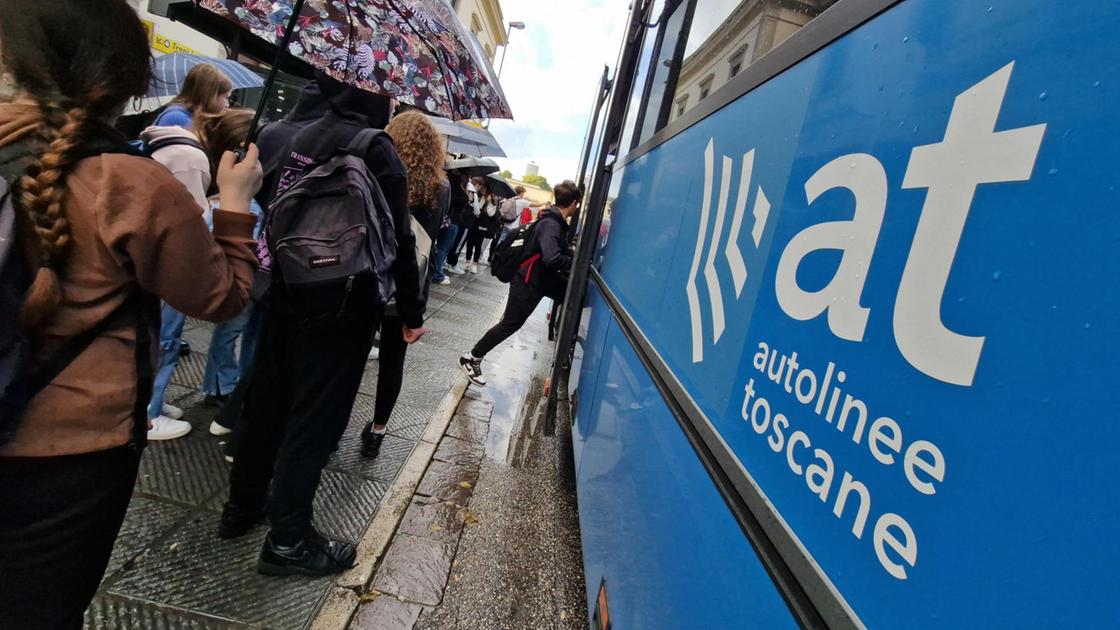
[256,529,357,577]
[217,503,265,539]
[360,422,386,459]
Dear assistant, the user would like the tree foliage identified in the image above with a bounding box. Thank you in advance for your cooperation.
[500,169,513,178]
[523,174,551,191]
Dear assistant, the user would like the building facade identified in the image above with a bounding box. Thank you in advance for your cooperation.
[448,0,508,61]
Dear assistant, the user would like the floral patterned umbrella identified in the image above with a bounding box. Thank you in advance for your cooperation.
[198,0,512,121]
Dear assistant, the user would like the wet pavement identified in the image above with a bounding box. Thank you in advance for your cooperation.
[83,269,510,630]
[352,300,588,630]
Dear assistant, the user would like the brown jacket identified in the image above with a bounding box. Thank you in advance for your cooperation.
[0,104,257,457]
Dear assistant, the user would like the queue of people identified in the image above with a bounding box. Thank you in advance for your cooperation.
[0,1,577,626]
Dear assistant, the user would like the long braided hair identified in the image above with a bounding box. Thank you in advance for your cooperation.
[0,0,152,331]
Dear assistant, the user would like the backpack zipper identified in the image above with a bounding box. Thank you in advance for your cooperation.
[337,274,355,317]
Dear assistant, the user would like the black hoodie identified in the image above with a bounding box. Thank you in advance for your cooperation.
[269,75,425,328]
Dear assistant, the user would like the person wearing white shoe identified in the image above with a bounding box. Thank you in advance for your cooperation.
[149,416,192,441]
[162,403,184,420]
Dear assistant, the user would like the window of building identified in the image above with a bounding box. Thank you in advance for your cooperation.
[698,74,714,100]
[485,44,493,59]
[470,14,483,36]
[675,95,689,119]
[728,44,748,78]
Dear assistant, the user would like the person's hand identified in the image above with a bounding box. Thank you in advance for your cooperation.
[402,324,427,344]
[216,143,263,214]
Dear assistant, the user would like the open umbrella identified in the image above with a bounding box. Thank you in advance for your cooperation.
[446,156,499,177]
[430,116,506,157]
[199,0,512,122]
[148,53,264,98]
[484,173,517,198]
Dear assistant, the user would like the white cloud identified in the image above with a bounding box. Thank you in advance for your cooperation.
[485,0,629,185]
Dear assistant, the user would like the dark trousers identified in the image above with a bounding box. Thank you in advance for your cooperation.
[228,306,378,545]
[373,314,408,427]
[446,223,470,267]
[0,446,141,630]
[465,228,489,263]
[471,274,545,358]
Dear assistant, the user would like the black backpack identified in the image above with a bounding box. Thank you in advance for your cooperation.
[0,139,152,448]
[491,220,539,283]
[266,129,397,312]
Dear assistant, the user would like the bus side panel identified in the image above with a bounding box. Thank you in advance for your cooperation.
[574,284,796,630]
[595,0,1119,627]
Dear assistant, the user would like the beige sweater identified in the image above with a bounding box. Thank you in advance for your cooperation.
[0,103,257,457]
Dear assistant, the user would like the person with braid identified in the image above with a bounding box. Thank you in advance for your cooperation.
[0,1,263,627]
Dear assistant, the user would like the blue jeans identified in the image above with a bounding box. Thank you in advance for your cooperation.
[430,223,459,282]
[202,305,255,396]
[148,302,187,419]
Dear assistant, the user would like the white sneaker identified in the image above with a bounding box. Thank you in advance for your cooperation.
[209,420,233,437]
[470,263,479,274]
[162,403,184,420]
[437,276,451,285]
[369,346,380,360]
[447,264,465,275]
[148,416,192,441]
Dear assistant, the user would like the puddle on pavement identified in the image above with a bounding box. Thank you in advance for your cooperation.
[479,301,552,464]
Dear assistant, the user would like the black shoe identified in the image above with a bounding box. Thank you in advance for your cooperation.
[360,424,386,459]
[204,393,230,408]
[217,503,265,539]
[458,353,486,386]
[256,529,357,577]
[179,341,192,358]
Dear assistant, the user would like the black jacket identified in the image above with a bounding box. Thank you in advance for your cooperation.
[524,207,572,299]
[272,78,425,328]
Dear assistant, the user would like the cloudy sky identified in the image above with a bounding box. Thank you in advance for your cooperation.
[486,0,631,184]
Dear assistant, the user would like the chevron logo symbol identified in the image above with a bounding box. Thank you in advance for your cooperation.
[686,139,771,363]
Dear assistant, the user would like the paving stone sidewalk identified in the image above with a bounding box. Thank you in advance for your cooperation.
[84,271,510,630]
[351,300,588,630]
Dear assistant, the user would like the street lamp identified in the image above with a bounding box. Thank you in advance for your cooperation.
[495,20,526,83]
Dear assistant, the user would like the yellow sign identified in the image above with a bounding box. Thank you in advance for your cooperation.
[152,32,199,55]
[140,19,155,45]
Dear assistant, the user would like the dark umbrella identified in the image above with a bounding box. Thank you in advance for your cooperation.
[200,0,512,122]
[485,173,516,198]
[446,156,499,177]
[430,115,505,157]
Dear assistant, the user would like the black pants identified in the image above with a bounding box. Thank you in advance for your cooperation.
[0,446,141,630]
[372,314,408,427]
[465,228,490,263]
[228,305,378,545]
[471,274,545,358]
[446,222,471,267]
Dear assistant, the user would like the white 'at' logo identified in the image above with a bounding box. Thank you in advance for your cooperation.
[689,61,1046,387]
[686,143,771,365]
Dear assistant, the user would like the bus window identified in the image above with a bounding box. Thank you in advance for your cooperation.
[615,0,665,158]
[671,0,839,123]
[633,0,692,147]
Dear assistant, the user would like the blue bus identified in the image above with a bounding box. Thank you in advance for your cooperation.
[549,1,1120,628]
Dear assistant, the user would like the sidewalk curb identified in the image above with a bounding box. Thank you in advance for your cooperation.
[310,376,471,630]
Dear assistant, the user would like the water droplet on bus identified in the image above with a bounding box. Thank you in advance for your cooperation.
[1084,322,1092,330]
[1048,168,1059,176]
[1038,92,1048,101]
[1093,80,1101,88]
[903,36,909,43]
[987,6,993,13]
[992,271,1002,281]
